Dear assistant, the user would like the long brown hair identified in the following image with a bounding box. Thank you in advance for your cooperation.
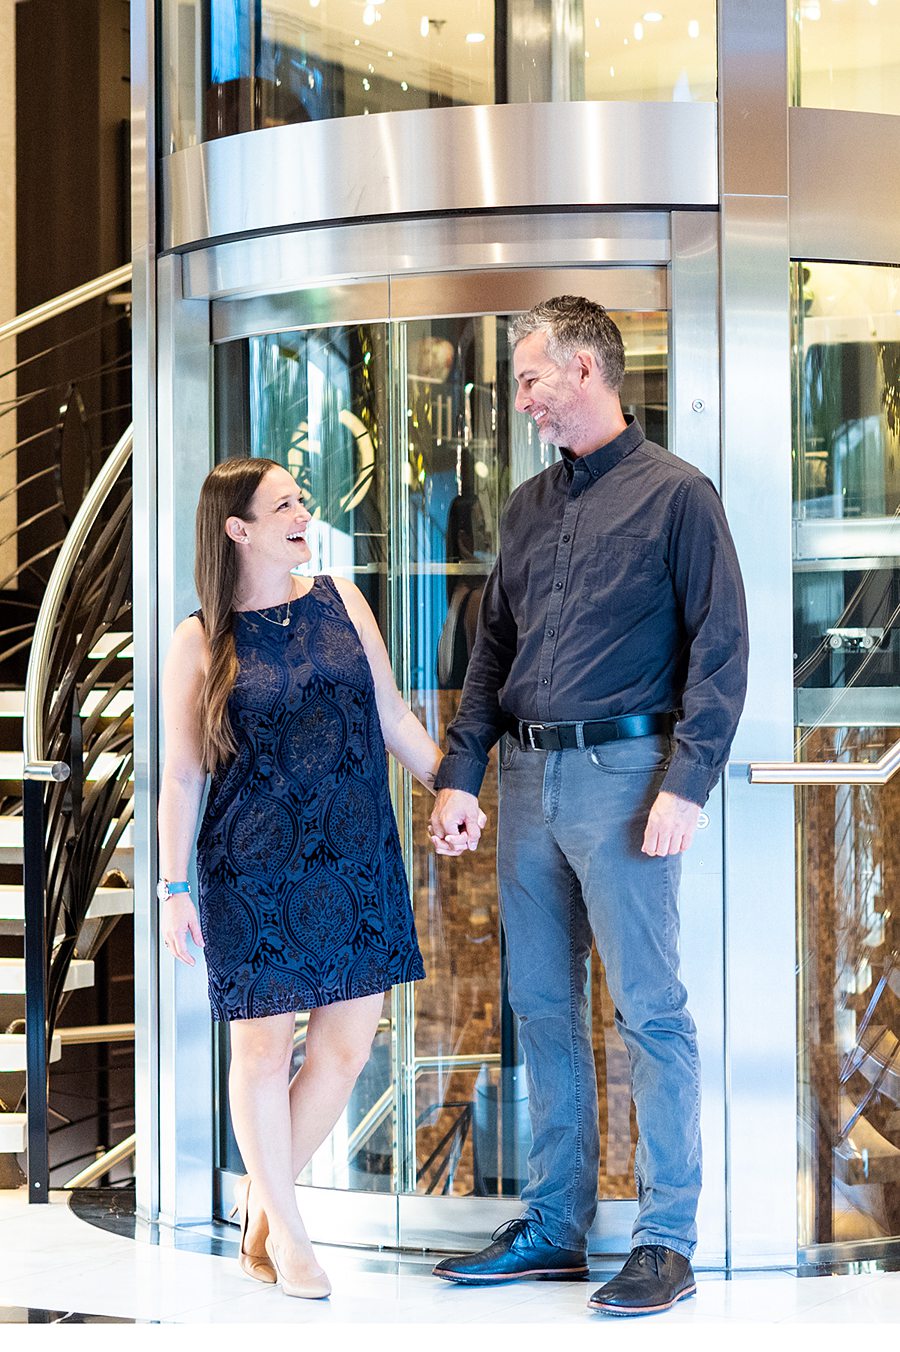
[194,457,280,773]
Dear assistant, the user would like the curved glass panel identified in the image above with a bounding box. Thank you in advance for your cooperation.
[211,295,669,1206]
[793,1,900,115]
[793,262,900,1257]
[161,1,716,152]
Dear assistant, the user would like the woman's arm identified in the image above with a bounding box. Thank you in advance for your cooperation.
[158,616,209,964]
[332,577,444,792]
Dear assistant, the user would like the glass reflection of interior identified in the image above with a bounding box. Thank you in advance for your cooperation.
[793,261,900,1255]
[161,1,716,151]
[793,0,900,116]
[212,302,668,1204]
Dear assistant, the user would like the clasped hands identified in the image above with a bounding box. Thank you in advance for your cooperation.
[429,788,701,857]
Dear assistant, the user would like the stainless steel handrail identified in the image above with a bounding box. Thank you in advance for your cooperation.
[23,424,134,782]
[749,738,900,785]
[0,264,132,344]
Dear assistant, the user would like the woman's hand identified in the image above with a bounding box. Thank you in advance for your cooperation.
[161,894,205,966]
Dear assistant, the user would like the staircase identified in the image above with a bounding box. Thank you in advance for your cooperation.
[0,269,134,1192]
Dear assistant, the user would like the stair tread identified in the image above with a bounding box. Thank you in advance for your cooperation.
[0,956,94,994]
[0,690,133,718]
[0,1112,27,1153]
[0,885,134,923]
[0,816,134,849]
[0,1032,62,1070]
[0,750,132,781]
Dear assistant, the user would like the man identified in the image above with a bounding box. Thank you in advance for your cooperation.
[428,296,748,1317]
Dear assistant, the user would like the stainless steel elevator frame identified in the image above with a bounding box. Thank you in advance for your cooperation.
[130,0,900,1267]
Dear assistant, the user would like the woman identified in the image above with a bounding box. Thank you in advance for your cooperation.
[158,457,480,1299]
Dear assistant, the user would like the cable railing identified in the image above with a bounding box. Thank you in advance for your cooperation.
[0,266,131,684]
[1,267,134,1201]
[21,426,134,1201]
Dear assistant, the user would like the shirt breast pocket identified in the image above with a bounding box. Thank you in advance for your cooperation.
[581,535,661,606]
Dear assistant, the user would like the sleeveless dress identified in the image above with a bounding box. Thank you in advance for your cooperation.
[195,575,425,1021]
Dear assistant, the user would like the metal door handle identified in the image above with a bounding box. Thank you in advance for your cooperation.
[749,739,900,785]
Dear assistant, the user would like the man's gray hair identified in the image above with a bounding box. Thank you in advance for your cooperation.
[508,295,626,392]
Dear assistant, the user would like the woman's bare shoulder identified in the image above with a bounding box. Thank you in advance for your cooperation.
[167,614,209,670]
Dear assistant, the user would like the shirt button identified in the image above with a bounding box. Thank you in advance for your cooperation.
[547,629,555,637]
[554,581,563,590]
[562,534,570,543]
[542,678,549,685]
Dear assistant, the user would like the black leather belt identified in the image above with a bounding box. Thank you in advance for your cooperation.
[503,711,676,752]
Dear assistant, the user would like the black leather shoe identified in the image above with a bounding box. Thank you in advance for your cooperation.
[588,1245,696,1316]
[433,1218,589,1285]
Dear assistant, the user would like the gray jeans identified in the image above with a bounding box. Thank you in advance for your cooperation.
[497,732,701,1260]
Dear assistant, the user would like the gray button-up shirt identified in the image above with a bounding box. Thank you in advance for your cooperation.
[434,418,749,806]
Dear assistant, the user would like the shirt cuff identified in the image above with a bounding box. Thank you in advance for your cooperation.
[660,754,717,807]
[434,753,488,797]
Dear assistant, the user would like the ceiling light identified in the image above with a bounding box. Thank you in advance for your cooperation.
[634,21,644,39]
[363,4,376,24]
[466,32,486,42]
[609,65,615,77]
[309,0,320,7]
[688,18,700,37]
[420,15,429,36]
[800,0,821,16]
[643,11,663,20]
[401,80,409,90]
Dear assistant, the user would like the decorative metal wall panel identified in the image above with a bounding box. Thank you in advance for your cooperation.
[162,101,718,252]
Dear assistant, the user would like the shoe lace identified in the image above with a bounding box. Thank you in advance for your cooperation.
[490,1218,532,1243]
[628,1245,669,1276]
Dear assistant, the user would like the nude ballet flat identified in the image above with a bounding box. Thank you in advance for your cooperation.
[265,1235,332,1300]
[229,1175,276,1285]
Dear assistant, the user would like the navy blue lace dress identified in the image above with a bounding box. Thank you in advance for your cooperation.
[195,575,425,1021]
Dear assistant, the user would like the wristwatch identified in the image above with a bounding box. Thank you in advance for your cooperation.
[157,879,191,902]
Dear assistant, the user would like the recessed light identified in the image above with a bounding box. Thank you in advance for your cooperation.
[688,18,700,37]
[363,4,376,24]
[643,10,663,20]
[420,15,429,36]
[466,32,486,43]
[634,21,644,40]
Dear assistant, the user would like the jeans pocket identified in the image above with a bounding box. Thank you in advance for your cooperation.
[500,734,520,771]
[588,733,671,774]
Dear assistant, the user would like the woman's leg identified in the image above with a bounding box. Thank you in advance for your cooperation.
[288,992,384,1177]
[228,1011,322,1279]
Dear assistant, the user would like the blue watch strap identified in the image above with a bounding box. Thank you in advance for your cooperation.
[165,880,191,894]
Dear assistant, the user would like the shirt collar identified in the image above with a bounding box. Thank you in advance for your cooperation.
[560,415,645,481]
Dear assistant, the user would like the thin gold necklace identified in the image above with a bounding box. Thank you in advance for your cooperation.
[239,583,295,628]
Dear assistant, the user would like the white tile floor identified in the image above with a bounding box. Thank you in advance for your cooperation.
[0,1189,899,1345]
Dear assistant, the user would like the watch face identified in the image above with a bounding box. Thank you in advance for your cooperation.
[156,881,170,901]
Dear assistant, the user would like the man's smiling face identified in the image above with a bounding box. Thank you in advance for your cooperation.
[512,329,589,450]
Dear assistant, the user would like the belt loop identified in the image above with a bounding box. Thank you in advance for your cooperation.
[575,721,585,751]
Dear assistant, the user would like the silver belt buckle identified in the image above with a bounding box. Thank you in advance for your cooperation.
[527,722,544,750]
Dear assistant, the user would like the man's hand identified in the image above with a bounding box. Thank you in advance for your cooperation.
[642,791,701,857]
[429,788,486,855]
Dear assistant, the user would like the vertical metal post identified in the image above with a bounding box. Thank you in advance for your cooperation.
[718,0,796,1268]
[23,776,49,1203]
